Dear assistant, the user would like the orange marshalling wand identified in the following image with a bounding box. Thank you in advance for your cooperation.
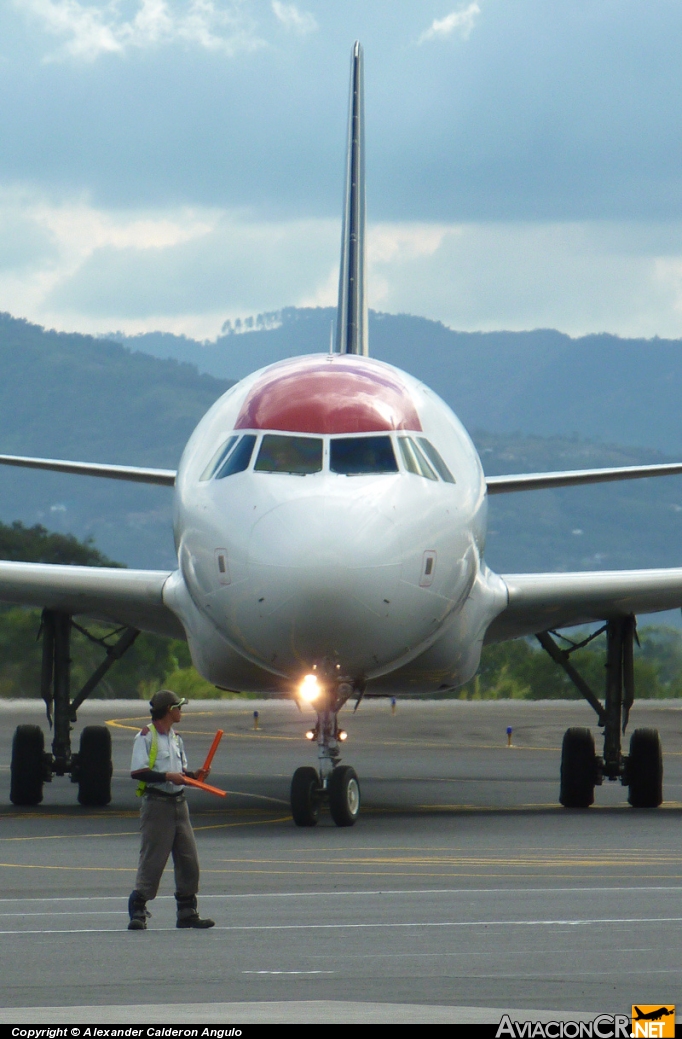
[196,729,224,782]
[181,729,226,797]
[182,774,226,798]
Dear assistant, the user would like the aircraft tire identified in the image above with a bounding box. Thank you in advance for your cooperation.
[328,765,361,827]
[77,725,112,806]
[627,728,663,808]
[290,766,320,827]
[10,725,45,806]
[559,727,596,808]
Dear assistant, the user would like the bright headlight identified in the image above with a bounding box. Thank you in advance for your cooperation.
[299,674,320,702]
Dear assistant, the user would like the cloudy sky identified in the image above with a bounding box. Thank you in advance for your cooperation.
[3,1,682,339]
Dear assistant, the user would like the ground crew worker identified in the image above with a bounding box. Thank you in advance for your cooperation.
[127,689,215,931]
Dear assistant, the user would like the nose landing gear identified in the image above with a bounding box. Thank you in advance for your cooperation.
[290,672,361,828]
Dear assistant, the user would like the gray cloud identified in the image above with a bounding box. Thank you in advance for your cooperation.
[2,3,682,222]
[33,207,682,340]
[47,214,338,317]
[3,3,682,342]
[369,220,682,339]
[0,209,57,271]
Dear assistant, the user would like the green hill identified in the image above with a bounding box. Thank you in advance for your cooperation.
[480,432,682,573]
[0,313,231,568]
[0,520,119,567]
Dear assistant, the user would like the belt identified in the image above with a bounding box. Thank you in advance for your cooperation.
[145,787,185,800]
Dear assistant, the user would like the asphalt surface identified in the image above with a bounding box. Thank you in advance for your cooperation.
[1,696,682,1024]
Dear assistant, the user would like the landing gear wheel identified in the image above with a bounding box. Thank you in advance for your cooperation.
[10,725,46,806]
[290,766,320,827]
[559,727,596,808]
[328,765,361,827]
[627,728,663,808]
[76,726,112,806]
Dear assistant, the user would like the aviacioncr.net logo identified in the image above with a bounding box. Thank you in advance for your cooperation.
[496,1015,630,1038]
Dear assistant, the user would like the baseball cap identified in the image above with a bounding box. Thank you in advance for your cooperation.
[149,689,189,712]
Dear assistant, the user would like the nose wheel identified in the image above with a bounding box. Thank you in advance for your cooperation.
[290,764,361,828]
[290,766,320,827]
[328,765,360,826]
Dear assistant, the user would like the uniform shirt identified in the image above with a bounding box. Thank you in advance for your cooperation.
[131,724,188,794]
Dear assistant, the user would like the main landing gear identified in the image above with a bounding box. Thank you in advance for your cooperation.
[290,669,361,827]
[537,614,663,809]
[9,609,139,807]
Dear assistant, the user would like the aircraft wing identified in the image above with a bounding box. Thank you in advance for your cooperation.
[0,454,175,486]
[0,561,184,639]
[486,568,682,643]
[486,460,682,493]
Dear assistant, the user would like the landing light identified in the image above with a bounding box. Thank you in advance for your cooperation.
[300,674,320,702]
[305,730,315,741]
[338,730,348,742]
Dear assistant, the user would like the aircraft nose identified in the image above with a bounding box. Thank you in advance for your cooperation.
[243,495,403,669]
[250,495,401,572]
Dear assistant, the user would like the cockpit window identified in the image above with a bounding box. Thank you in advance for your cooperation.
[398,437,437,480]
[215,434,257,478]
[411,439,438,480]
[255,434,323,475]
[417,438,456,483]
[330,436,398,475]
[200,435,238,481]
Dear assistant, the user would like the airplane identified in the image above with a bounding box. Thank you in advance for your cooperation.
[633,1009,675,1022]
[5,42,682,826]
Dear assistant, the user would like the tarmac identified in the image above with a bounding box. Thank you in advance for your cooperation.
[1,696,682,1024]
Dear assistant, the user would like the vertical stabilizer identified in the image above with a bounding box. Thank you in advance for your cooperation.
[336,41,368,356]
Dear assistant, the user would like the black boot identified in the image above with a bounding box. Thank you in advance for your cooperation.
[128,890,149,930]
[175,893,215,929]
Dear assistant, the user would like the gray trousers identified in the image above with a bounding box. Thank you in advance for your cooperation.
[135,795,200,901]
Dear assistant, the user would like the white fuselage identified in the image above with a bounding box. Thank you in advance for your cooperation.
[163,353,507,696]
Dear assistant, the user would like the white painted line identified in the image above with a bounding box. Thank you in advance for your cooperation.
[242,971,335,975]
[2,915,682,935]
[198,885,682,898]
[0,911,125,917]
[0,927,142,934]
[0,896,126,902]
[0,884,681,903]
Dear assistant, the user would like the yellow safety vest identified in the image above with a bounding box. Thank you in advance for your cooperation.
[136,724,159,797]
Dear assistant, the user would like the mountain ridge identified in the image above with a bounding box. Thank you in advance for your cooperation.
[108,307,682,455]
